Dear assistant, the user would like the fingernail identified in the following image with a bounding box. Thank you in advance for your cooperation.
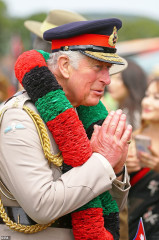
[127,124,132,130]
[116,109,122,115]
[120,114,126,119]
[109,111,115,115]
[93,124,97,129]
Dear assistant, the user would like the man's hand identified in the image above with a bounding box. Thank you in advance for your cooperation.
[90,109,132,174]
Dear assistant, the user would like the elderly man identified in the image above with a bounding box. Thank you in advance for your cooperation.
[0,18,132,240]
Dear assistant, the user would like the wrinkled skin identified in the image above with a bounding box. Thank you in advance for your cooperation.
[90,109,132,174]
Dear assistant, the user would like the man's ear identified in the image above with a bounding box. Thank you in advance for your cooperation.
[57,55,71,79]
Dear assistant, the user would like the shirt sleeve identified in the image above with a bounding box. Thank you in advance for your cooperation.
[92,153,116,180]
[0,107,127,224]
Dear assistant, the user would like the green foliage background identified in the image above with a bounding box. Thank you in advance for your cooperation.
[0,0,159,56]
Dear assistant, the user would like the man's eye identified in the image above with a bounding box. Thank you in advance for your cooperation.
[95,65,102,70]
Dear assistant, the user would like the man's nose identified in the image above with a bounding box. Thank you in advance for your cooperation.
[98,68,111,85]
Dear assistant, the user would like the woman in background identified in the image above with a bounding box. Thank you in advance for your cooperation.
[103,60,148,240]
[127,77,159,240]
[106,59,148,130]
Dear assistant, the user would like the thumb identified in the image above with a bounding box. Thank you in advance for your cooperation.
[148,146,158,157]
[90,125,101,142]
[93,124,101,135]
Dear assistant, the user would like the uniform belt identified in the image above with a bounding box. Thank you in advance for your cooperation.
[0,207,72,229]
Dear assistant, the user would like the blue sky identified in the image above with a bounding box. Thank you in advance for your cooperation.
[4,0,159,20]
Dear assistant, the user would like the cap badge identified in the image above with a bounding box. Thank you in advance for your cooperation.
[108,26,118,47]
[64,46,69,51]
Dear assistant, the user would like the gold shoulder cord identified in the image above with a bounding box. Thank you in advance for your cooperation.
[0,105,63,233]
[23,105,63,167]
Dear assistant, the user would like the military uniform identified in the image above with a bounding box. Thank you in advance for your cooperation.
[0,91,130,239]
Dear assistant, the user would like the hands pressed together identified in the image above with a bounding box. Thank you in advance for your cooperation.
[90,109,132,174]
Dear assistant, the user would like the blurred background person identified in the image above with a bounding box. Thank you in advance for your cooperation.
[24,9,86,52]
[126,76,159,240]
[10,34,24,92]
[148,64,159,83]
[0,70,11,105]
[103,59,148,130]
[102,59,148,240]
[15,9,87,92]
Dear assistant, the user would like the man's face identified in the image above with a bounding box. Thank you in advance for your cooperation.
[63,56,112,107]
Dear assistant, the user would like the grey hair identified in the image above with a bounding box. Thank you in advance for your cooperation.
[47,51,86,70]
[33,36,52,53]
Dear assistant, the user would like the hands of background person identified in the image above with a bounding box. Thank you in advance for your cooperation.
[138,147,159,173]
[126,140,141,174]
[90,109,132,174]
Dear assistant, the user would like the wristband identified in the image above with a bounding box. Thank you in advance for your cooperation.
[116,165,125,177]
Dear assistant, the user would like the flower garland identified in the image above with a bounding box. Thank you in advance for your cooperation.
[15,50,119,240]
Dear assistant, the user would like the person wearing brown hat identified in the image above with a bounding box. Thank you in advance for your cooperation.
[0,18,131,240]
[15,10,87,92]
[24,9,87,52]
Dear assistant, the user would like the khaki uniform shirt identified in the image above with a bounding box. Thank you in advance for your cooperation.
[0,91,130,239]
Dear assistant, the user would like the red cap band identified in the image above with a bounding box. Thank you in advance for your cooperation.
[51,34,115,50]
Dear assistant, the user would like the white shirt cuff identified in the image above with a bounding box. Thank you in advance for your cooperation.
[92,152,116,181]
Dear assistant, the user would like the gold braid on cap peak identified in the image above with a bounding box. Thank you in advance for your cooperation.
[85,51,123,63]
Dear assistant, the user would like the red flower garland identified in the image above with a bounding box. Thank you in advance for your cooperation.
[14,50,118,240]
